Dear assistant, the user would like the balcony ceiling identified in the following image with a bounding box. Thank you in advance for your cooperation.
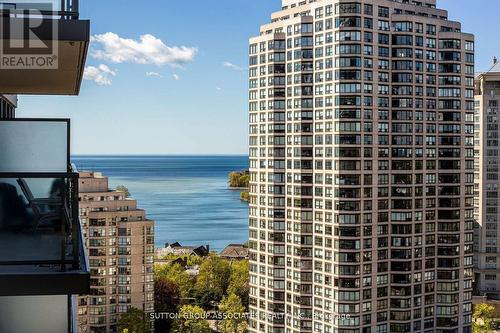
[0,18,90,95]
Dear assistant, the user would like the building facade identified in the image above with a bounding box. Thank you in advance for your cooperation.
[474,61,500,300]
[77,172,155,333]
[248,1,475,332]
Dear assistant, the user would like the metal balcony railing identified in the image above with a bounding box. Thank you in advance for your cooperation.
[0,172,80,267]
[0,172,89,295]
[0,0,79,19]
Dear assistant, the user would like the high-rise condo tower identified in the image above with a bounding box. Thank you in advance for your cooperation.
[248,1,475,332]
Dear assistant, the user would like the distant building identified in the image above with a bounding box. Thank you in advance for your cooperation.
[155,243,206,278]
[219,244,249,260]
[156,242,210,258]
[474,59,500,300]
[172,257,189,267]
[185,265,202,277]
[155,257,188,269]
[77,172,155,333]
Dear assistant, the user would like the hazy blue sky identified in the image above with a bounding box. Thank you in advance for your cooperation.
[18,0,500,155]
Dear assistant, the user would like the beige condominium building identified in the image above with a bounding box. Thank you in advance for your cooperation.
[76,172,155,333]
[248,0,475,332]
[474,60,500,300]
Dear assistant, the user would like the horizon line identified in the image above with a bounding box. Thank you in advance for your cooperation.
[71,153,249,157]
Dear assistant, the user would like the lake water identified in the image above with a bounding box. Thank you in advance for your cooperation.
[72,156,249,251]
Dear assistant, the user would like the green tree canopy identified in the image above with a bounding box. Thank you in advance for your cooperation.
[218,293,247,333]
[195,255,231,305]
[155,263,194,299]
[117,308,149,333]
[228,171,249,188]
[473,303,496,333]
[173,305,212,333]
[116,185,131,198]
[228,260,249,310]
[239,191,249,202]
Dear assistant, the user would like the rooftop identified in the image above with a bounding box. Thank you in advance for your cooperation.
[219,244,249,259]
[487,59,500,73]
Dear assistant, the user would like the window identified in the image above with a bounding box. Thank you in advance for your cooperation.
[378,20,389,31]
[439,39,461,49]
[364,4,373,15]
[378,6,389,18]
[465,41,474,51]
[364,32,373,43]
[364,18,373,29]
[336,31,361,41]
[336,44,361,55]
[394,22,413,32]
[378,34,389,45]
[426,24,436,35]
[337,3,361,14]
[393,35,413,46]
[335,17,361,28]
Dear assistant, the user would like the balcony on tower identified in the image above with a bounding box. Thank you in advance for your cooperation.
[0,0,89,95]
[0,119,89,333]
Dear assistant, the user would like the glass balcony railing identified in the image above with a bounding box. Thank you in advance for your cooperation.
[0,0,79,19]
[0,172,89,296]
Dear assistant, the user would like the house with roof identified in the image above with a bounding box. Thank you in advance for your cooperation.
[219,244,249,260]
[156,242,210,259]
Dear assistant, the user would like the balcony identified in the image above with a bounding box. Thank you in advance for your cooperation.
[0,172,89,296]
[0,119,89,297]
[0,294,80,332]
[0,0,89,95]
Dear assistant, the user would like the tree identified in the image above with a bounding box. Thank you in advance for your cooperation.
[473,303,495,333]
[116,185,131,198]
[155,263,194,299]
[238,173,249,187]
[239,191,249,202]
[173,305,211,333]
[118,308,149,333]
[155,278,181,333]
[227,260,249,310]
[218,293,247,333]
[193,288,220,310]
[228,171,249,188]
[195,255,231,306]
